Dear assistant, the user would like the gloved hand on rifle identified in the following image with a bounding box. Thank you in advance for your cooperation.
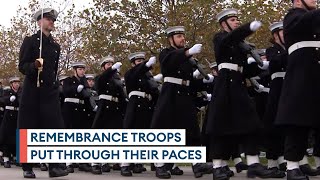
[193,70,200,78]
[153,74,163,82]
[203,74,214,83]
[35,58,44,69]
[258,61,269,70]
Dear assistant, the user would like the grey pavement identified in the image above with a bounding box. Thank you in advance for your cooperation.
[1,165,320,180]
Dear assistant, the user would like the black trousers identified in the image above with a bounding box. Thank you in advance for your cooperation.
[284,126,309,161]
[265,133,285,160]
[2,144,16,158]
[312,130,320,157]
[210,134,259,160]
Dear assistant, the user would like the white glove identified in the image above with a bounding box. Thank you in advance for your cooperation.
[204,94,212,101]
[250,21,262,32]
[203,74,214,83]
[153,74,163,82]
[146,56,156,67]
[193,70,200,78]
[10,95,16,102]
[255,84,265,93]
[36,58,44,67]
[188,44,202,55]
[258,61,269,70]
[77,85,84,93]
[247,57,256,64]
[112,62,122,71]
[93,105,98,112]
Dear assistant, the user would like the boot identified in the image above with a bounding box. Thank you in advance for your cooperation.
[155,166,171,179]
[23,170,36,178]
[170,167,184,175]
[91,165,102,175]
[66,165,74,173]
[287,168,309,180]
[101,164,111,172]
[4,161,11,168]
[235,161,248,173]
[79,163,92,172]
[222,166,234,177]
[40,163,48,171]
[121,166,132,176]
[213,167,229,180]
[279,162,287,172]
[112,163,121,171]
[300,164,320,176]
[247,163,276,178]
[192,163,212,178]
[132,164,143,173]
[49,167,68,178]
[268,167,286,178]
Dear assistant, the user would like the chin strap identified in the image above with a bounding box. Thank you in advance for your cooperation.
[301,0,313,10]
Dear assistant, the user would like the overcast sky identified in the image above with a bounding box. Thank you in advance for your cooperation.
[0,0,92,27]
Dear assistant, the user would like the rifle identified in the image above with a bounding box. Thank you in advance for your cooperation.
[189,58,210,80]
[239,42,264,67]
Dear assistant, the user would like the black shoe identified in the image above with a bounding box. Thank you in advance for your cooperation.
[101,164,111,172]
[79,164,92,172]
[213,167,229,180]
[155,166,171,179]
[300,164,320,176]
[222,166,234,177]
[192,163,212,178]
[287,168,309,180]
[151,163,156,171]
[4,161,11,168]
[66,165,74,173]
[91,165,102,175]
[164,163,174,171]
[170,167,184,175]
[279,163,287,172]
[112,163,121,171]
[132,164,143,173]
[121,166,132,176]
[40,163,48,171]
[247,163,276,178]
[268,167,286,178]
[49,167,68,178]
[59,163,67,170]
[235,162,248,173]
[23,170,36,178]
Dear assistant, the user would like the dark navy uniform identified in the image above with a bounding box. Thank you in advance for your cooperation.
[275,5,320,180]
[0,81,21,167]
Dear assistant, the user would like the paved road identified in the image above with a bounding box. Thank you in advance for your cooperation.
[1,165,320,179]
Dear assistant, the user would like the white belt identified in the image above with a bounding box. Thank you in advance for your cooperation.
[0,107,3,111]
[5,106,19,111]
[218,63,243,73]
[99,94,119,102]
[288,41,320,55]
[163,77,190,86]
[128,91,152,100]
[261,87,270,93]
[64,98,85,104]
[271,72,286,80]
